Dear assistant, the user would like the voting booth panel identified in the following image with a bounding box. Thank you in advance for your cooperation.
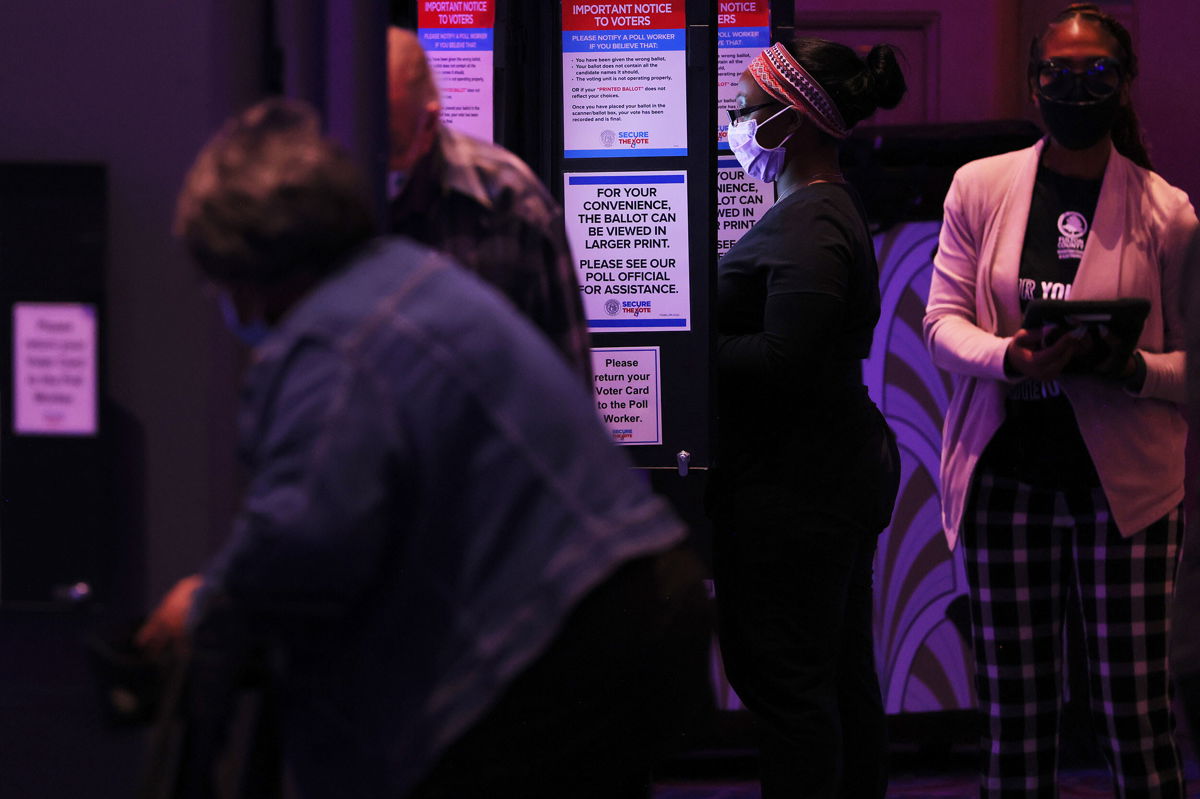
[0,164,109,603]
[397,2,810,476]
[554,1,716,476]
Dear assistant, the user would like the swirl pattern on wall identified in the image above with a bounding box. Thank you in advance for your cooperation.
[865,222,973,713]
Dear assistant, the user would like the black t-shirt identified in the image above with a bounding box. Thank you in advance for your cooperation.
[981,165,1102,487]
[715,182,893,526]
[718,182,878,361]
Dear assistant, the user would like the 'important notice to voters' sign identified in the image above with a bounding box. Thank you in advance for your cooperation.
[716,1,770,150]
[716,157,772,257]
[13,302,97,436]
[592,346,662,445]
[562,3,687,158]
[564,171,690,331]
[418,1,495,142]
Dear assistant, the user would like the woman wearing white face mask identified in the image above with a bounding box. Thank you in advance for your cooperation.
[710,38,905,798]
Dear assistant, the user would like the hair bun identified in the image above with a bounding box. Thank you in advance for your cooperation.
[865,44,907,111]
[783,37,907,129]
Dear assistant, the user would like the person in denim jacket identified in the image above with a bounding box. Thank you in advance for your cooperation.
[138,98,710,799]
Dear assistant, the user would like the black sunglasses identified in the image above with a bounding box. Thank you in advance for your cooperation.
[727,101,783,126]
[1036,57,1123,101]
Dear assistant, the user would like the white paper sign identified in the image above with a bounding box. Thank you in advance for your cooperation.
[562,3,688,158]
[717,157,773,257]
[13,303,97,436]
[418,1,495,142]
[592,346,662,446]
[564,170,690,332]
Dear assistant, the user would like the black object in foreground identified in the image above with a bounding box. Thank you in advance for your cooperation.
[1022,298,1150,373]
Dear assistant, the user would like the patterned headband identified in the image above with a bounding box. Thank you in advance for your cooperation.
[748,42,850,139]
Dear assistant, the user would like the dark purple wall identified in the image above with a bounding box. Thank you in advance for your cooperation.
[0,2,265,605]
[1135,2,1200,201]
[0,6,255,793]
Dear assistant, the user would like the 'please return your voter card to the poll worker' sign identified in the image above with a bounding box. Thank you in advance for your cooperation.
[592,346,662,446]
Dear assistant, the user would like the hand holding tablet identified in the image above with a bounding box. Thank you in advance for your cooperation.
[1019,298,1150,376]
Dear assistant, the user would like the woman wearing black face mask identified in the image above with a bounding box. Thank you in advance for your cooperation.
[924,3,1197,797]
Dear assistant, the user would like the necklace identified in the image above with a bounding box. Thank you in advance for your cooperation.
[777,171,846,201]
[804,171,845,185]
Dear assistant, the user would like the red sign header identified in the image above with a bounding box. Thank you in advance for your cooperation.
[717,1,769,28]
[562,2,685,31]
[418,1,494,28]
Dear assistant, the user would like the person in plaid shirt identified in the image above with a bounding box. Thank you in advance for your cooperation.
[386,27,591,383]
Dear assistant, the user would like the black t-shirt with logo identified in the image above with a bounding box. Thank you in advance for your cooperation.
[980,165,1103,488]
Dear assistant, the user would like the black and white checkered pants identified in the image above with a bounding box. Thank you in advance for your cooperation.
[963,469,1184,798]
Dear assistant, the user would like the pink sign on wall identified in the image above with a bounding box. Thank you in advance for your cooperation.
[13,302,98,436]
[562,2,689,158]
[418,1,496,142]
[716,0,770,149]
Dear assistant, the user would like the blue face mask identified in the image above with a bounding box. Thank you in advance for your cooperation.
[387,169,409,200]
[217,292,271,348]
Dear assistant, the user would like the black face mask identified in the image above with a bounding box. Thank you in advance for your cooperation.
[1036,60,1128,152]
[1036,88,1122,151]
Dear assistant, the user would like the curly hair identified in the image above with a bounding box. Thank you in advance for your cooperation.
[174,98,376,285]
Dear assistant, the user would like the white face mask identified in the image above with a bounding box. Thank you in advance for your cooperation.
[727,105,798,183]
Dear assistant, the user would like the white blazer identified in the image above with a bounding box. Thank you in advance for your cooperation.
[924,139,1196,548]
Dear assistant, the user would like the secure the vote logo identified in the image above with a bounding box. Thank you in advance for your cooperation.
[604,298,621,316]
[600,129,616,148]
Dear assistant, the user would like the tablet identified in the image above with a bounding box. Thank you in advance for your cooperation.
[1021,298,1150,373]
